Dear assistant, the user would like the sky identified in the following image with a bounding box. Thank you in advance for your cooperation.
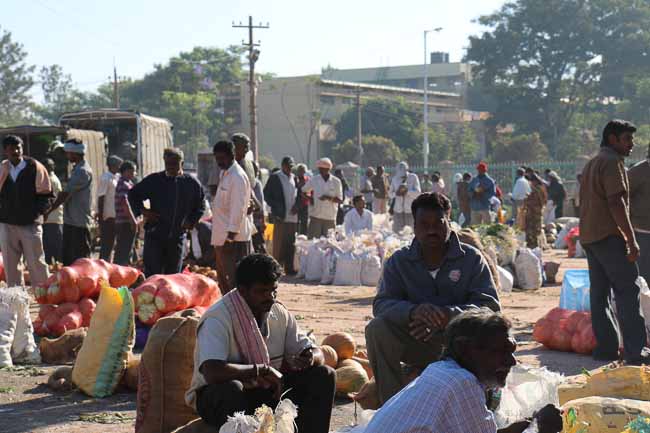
[4,0,506,100]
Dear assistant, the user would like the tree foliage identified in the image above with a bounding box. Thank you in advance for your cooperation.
[335,98,420,151]
[0,27,34,126]
[35,65,87,124]
[467,0,650,159]
[491,132,550,163]
[332,135,403,167]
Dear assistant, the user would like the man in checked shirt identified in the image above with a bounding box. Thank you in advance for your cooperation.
[364,309,562,433]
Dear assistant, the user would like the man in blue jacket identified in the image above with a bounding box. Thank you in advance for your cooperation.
[128,148,205,276]
[468,162,496,225]
[365,192,500,404]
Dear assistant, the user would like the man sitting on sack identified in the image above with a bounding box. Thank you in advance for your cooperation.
[186,254,335,432]
[366,192,500,405]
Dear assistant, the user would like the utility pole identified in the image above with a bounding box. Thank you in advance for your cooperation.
[233,16,269,161]
[423,28,442,174]
[113,65,120,109]
[356,87,363,166]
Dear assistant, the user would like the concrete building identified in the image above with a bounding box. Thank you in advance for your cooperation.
[225,76,487,166]
[321,57,472,95]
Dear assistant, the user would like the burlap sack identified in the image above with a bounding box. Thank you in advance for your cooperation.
[135,315,199,433]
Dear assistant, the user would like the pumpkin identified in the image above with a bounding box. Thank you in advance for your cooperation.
[336,362,369,396]
[352,356,374,379]
[122,353,140,391]
[322,332,356,360]
[354,350,368,360]
[337,358,360,369]
[320,345,338,368]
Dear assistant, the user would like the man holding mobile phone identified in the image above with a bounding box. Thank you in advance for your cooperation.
[186,254,335,433]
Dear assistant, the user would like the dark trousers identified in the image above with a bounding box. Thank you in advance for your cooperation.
[252,230,267,254]
[214,241,251,295]
[298,211,308,236]
[62,224,92,266]
[273,221,297,274]
[196,365,335,433]
[554,202,564,219]
[43,223,62,265]
[114,222,136,266]
[143,233,185,277]
[584,235,647,362]
[99,218,116,262]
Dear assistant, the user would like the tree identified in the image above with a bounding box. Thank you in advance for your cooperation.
[0,27,34,126]
[35,65,86,124]
[467,0,650,158]
[332,135,403,167]
[334,98,420,152]
[491,132,550,162]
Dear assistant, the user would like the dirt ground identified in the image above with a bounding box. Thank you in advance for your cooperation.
[0,250,604,433]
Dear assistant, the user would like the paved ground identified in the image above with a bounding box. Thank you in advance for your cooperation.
[0,250,604,433]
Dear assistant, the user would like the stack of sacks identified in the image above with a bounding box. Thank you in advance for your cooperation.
[295,226,412,286]
[33,259,141,337]
[132,273,220,325]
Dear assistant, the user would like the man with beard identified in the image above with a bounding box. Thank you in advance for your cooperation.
[365,192,500,404]
[580,119,650,364]
[211,140,254,295]
[364,309,562,433]
[186,254,335,433]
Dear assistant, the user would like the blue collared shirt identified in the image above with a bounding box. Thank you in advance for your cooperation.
[364,359,497,433]
[468,174,497,211]
[373,231,500,328]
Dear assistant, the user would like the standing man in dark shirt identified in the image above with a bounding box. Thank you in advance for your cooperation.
[628,144,650,285]
[365,192,500,404]
[457,172,472,227]
[128,148,205,277]
[0,135,52,286]
[580,119,649,365]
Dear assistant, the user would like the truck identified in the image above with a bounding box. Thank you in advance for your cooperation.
[0,124,107,205]
[59,109,173,178]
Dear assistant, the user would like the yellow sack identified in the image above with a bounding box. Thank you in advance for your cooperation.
[562,396,650,433]
[72,284,135,397]
[264,223,274,241]
[559,366,650,405]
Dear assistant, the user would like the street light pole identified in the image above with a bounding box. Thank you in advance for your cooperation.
[423,28,442,174]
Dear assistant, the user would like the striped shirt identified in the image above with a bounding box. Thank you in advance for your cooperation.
[364,359,497,433]
[114,177,134,224]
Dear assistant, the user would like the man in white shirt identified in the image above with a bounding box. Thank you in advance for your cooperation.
[390,161,421,233]
[511,168,531,223]
[211,140,254,295]
[97,155,122,261]
[43,158,63,265]
[344,195,373,236]
[302,158,343,239]
[264,156,298,274]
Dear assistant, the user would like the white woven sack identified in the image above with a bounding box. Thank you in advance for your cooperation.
[514,248,542,290]
[334,252,362,286]
[305,244,325,282]
[0,302,17,368]
[361,254,382,287]
[320,249,339,285]
[0,287,40,363]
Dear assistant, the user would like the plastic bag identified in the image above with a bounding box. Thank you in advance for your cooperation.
[497,266,514,293]
[494,365,563,428]
[361,254,382,287]
[334,252,363,286]
[560,270,591,312]
[514,248,542,290]
[554,218,580,249]
[218,400,298,433]
[559,365,650,405]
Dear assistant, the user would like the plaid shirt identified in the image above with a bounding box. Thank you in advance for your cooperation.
[364,359,497,433]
